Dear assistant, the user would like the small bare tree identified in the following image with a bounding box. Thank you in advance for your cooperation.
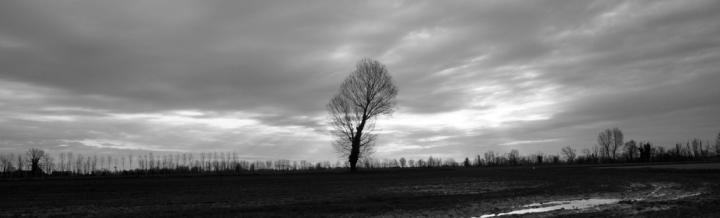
[327,58,398,172]
[508,149,520,165]
[26,148,45,177]
[690,138,703,160]
[561,146,576,163]
[581,148,590,158]
[58,152,65,172]
[66,152,73,173]
[535,151,544,165]
[611,128,624,161]
[41,154,54,176]
[591,144,601,163]
[638,141,654,162]
[0,154,12,177]
[623,140,638,162]
[74,154,82,175]
[598,129,612,161]
[598,127,623,162]
[485,150,496,166]
[100,156,105,171]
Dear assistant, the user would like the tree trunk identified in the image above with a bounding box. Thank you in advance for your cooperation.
[349,148,359,172]
[349,123,364,172]
[31,161,40,177]
[349,134,361,172]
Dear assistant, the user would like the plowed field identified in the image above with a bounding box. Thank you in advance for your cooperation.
[1,166,718,217]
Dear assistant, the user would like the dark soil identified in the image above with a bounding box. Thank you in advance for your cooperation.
[1,165,718,217]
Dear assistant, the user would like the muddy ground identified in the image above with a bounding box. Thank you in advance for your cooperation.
[1,164,718,217]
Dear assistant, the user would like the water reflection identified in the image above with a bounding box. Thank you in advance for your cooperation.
[478,198,619,217]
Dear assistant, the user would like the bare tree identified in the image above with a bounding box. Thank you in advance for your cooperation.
[581,148,590,159]
[187,153,194,169]
[591,144,601,163]
[176,154,181,170]
[623,140,638,162]
[41,154,54,176]
[148,153,154,170]
[474,155,482,166]
[561,146,577,163]
[66,152,73,174]
[611,128,624,161]
[58,152,65,172]
[26,148,45,177]
[100,156,105,171]
[485,150,496,166]
[0,154,12,177]
[534,151,544,165]
[426,156,436,167]
[690,138,703,160]
[91,155,97,173]
[598,129,612,161]
[74,154,83,175]
[107,156,112,171]
[638,141,654,162]
[327,58,398,172]
[399,157,406,168]
[598,127,623,162]
[199,153,206,172]
[704,140,711,160]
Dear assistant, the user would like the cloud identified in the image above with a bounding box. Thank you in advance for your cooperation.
[500,139,559,146]
[0,0,718,163]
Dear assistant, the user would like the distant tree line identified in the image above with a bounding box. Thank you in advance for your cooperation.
[569,128,720,164]
[1,130,719,178]
[0,150,346,178]
[360,129,720,168]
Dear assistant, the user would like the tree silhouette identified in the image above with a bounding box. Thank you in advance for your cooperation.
[41,154,54,176]
[598,127,623,162]
[327,58,398,172]
[0,154,13,177]
[689,139,700,160]
[561,146,576,163]
[535,152,543,165]
[623,140,638,162]
[66,152,73,174]
[26,148,45,177]
[611,128,624,161]
[598,129,612,161]
[638,141,653,162]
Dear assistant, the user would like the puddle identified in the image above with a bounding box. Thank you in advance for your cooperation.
[470,182,706,218]
[477,198,619,218]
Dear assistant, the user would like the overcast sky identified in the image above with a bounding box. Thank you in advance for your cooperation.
[1,0,719,162]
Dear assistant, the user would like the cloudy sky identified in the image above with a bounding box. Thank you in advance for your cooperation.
[1,0,719,162]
